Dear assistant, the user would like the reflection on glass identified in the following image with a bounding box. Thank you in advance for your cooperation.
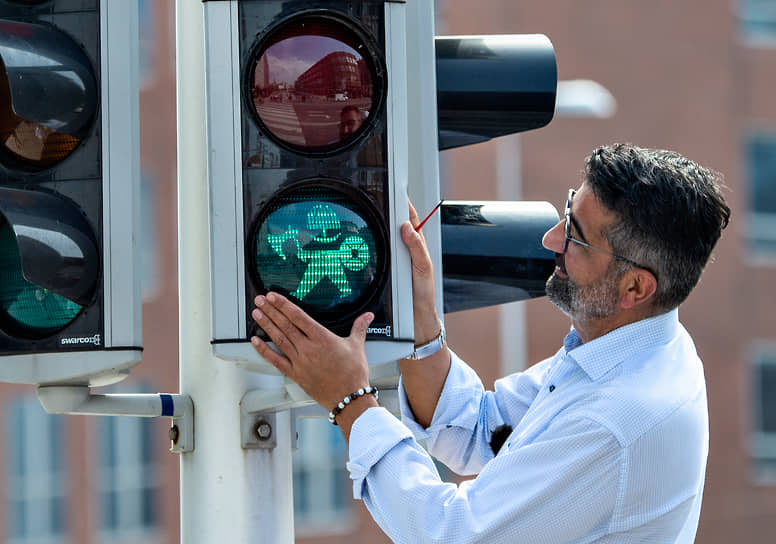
[0,62,80,170]
[249,17,376,152]
[254,186,381,316]
[0,219,81,338]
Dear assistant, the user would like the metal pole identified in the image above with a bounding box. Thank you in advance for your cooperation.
[175,2,295,542]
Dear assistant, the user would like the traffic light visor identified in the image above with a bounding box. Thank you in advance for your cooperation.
[251,183,387,321]
[0,19,97,171]
[246,14,382,154]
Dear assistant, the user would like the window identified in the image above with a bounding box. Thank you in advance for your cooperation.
[750,344,776,482]
[739,0,776,45]
[95,415,159,538]
[293,418,353,534]
[4,397,67,544]
[745,131,776,258]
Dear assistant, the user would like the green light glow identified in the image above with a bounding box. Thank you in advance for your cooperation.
[255,190,379,314]
[0,221,82,336]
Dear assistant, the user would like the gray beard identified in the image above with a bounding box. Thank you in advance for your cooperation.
[545,268,623,321]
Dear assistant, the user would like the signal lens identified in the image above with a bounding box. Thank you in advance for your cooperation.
[0,21,96,171]
[253,185,385,319]
[0,219,82,338]
[248,15,379,153]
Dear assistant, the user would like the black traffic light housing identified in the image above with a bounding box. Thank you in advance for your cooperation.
[0,0,142,386]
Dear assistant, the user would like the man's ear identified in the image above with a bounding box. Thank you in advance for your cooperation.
[620,268,657,310]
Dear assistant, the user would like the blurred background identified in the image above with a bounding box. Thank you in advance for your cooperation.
[1,0,775,542]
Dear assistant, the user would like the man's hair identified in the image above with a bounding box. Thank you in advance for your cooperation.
[584,143,731,313]
[340,105,362,118]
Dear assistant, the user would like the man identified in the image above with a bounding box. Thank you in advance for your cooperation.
[250,143,730,542]
[339,105,363,140]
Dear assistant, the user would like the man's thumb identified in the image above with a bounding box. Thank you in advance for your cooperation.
[351,312,374,342]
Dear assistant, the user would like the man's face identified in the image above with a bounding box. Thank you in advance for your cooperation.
[339,110,361,138]
[542,184,627,321]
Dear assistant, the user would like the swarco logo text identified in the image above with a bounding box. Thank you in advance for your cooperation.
[60,334,102,346]
[367,325,391,337]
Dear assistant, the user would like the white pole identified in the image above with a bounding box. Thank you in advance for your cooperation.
[175,2,295,542]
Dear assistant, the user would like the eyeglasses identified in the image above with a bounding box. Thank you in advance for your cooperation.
[563,189,657,278]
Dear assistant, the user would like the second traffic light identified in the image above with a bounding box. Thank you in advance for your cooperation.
[205,0,414,370]
[0,0,141,386]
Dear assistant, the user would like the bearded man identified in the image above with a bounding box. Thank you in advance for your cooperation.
[250,143,731,543]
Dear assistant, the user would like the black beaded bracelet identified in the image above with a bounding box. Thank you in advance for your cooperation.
[328,386,378,426]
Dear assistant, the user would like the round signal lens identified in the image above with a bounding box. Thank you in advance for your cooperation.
[0,218,82,338]
[0,21,96,172]
[251,183,386,320]
[247,14,382,154]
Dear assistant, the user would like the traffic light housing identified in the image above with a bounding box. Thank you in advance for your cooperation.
[205,0,414,371]
[0,0,141,386]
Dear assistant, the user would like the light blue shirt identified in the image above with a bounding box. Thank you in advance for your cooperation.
[347,309,709,543]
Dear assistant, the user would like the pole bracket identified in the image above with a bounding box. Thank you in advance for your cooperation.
[239,381,400,449]
[37,385,195,453]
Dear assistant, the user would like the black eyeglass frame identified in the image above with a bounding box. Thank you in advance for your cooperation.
[563,189,657,279]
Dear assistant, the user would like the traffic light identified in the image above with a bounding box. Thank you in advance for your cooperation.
[205,0,414,370]
[0,0,141,386]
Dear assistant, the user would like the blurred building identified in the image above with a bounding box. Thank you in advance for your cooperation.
[1,1,775,543]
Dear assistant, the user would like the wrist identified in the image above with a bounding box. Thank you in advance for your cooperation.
[407,321,446,361]
[328,386,379,426]
[415,315,442,346]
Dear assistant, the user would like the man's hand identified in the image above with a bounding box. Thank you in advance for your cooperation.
[401,201,442,344]
[250,292,374,413]
[399,201,451,428]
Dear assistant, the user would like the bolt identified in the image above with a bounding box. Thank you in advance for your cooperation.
[255,420,272,441]
[169,425,180,445]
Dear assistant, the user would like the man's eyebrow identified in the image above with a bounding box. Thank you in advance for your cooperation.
[569,214,588,243]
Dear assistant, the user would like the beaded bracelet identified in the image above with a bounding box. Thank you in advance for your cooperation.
[328,386,379,425]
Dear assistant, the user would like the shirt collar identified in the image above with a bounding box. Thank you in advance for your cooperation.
[562,309,680,381]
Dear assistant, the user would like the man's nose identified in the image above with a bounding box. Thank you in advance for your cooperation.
[542,220,565,253]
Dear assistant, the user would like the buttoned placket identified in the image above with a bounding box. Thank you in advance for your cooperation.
[503,354,578,451]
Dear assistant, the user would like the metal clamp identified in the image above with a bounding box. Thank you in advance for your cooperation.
[36,386,195,453]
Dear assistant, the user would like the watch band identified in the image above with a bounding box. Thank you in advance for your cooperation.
[408,322,446,360]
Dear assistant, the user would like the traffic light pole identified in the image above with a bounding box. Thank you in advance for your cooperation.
[176,2,295,542]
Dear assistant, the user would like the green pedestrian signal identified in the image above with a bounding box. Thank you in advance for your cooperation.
[252,184,384,320]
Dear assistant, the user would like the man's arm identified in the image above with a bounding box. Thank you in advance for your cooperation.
[397,203,451,428]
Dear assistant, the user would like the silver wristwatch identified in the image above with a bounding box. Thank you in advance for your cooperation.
[408,322,446,360]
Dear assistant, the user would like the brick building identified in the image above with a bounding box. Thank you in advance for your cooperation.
[1,1,775,543]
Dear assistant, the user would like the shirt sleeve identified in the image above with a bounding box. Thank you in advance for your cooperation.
[347,407,623,544]
[399,350,550,474]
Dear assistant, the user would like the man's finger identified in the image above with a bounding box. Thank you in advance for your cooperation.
[254,295,307,346]
[408,200,420,227]
[401,222,433,276]
[265,291,323,339]
[251,308,299,359]
[250,335,294,377]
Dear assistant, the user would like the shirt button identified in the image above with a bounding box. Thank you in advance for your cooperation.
[549,385,556,392]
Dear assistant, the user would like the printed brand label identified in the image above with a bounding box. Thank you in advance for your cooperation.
[367,325,392,337]
[60,334,101,346]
